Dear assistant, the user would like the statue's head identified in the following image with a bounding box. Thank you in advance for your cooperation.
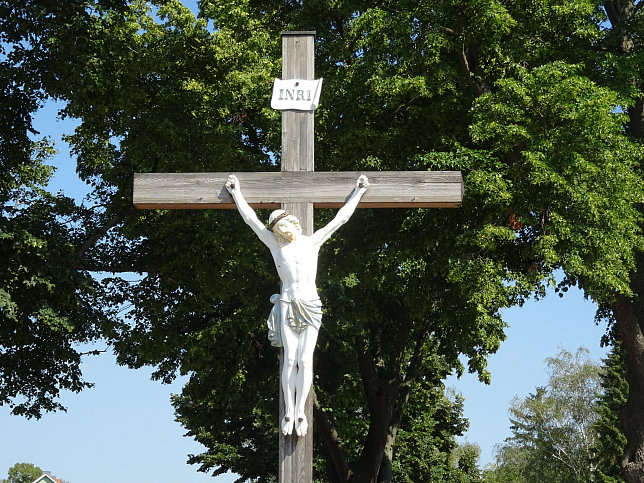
[269,209,301,242]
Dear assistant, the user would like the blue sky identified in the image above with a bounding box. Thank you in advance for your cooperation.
[448,287,607,466]
[0,2,612,480]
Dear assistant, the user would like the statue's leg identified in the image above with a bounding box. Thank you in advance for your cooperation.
[280,302,298,436]
[295,326,319,437]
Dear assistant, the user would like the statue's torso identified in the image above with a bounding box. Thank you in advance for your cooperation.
[270,235,320,301]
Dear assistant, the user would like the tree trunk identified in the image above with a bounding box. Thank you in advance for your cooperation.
[377,426,397,483]
[346,321,427,483]
[602,4,644,481]
[312,389,350,482]
[349,417,389,482]
[613,290,644,482]
[627,96,644,139]
[616,90,644,482]
[349,349,391,483]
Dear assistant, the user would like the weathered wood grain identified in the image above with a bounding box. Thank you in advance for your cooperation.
[279,30,315,483]
[133,171,464,209]
[279,352,314,482]
[281,31,315,175]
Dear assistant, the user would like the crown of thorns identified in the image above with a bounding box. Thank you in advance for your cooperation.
[268,210,294,231]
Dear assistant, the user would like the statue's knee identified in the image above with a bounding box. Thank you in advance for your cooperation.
[297,356,312,371]
[284,352,297,367]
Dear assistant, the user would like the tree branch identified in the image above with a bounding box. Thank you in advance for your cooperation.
[72,207,134,271]
[603,0,621,26]
[311,389,351,481]
[391,313,414,370]
[79,348,108,356]
[73,262,148,273]
[603,0,637,52]
[441,26,458,37]
[456,42,492,96]
[356,335,380,412]
[390,324,430,432]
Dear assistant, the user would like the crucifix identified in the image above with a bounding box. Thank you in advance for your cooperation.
[133,31,463,483]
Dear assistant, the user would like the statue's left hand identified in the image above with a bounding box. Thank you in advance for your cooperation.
[357,174,369,190]
[226,174,239,194]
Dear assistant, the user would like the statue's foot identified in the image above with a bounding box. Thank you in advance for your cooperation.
[295,415,308,437]
[281,415,294,436]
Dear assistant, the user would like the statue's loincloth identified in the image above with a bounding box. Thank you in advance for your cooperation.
[266,295,322,348]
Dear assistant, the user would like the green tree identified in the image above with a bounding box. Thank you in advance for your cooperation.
[605,0,644,476]
[449,442,483,482]
[484,348,602,483]
[594,340,628,482]
[380,386,481,482]
[2,0,644,481]
[1,462,42,483]
[483,444,534,483]
[593,3,644,480]
[0,0,127,418]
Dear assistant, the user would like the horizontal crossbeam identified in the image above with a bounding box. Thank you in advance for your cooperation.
[133,171,463,209]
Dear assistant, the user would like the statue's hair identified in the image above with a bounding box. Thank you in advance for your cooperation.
[268,210,294,231]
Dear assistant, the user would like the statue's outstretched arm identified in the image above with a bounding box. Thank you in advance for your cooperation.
[226,174,275,247]
[311,175,368,246]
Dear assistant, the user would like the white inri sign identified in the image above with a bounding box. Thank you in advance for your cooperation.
[271,78,323,111]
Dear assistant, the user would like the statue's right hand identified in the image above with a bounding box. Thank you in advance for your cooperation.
[226,174,239,194]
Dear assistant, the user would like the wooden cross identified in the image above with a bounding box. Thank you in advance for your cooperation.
[133,31,463,483]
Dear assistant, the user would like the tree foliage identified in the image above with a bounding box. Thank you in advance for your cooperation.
[485,344,631,483]
[1,462,42,483]
[594,341,628,482]
[484,348,602,483]
[0,0,128,418]
[1,0,643,481]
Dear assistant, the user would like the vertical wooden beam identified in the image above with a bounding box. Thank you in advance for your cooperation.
[279,31,315,483]
[280,31,315,235]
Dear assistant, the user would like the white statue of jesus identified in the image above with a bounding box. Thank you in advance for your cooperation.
[226,173,369,437]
